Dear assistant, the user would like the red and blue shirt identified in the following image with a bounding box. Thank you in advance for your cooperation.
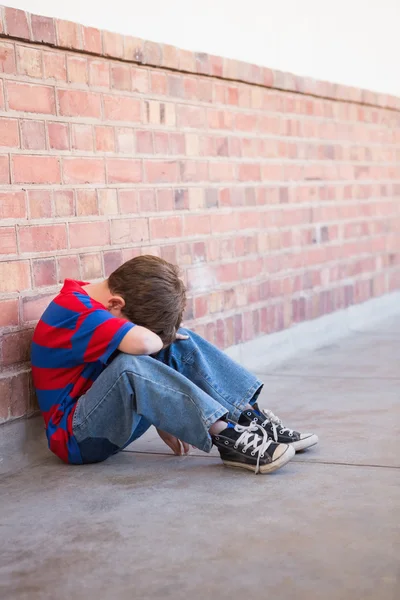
[31,279,134,464]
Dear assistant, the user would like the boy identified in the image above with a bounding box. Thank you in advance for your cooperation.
[31,256,318,474]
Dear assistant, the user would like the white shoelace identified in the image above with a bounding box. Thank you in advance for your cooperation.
[233,423,274,474]
[261,408,294,442]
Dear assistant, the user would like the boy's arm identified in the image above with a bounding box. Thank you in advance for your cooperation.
[118,326,163,355]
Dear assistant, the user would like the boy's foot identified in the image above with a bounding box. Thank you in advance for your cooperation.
[239,406,318,452]
[212,422,295,474]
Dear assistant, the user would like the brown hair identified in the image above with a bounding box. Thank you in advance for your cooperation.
[108,255,186,346]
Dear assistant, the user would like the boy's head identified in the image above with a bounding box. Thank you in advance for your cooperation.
[107,255,186,347]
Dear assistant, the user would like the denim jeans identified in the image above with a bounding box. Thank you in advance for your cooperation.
[72,329,263,463]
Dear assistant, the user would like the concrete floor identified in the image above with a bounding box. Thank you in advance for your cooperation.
[1,317,399,600]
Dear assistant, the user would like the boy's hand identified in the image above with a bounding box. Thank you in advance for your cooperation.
[175,332,189,341]
[156,428,190,456]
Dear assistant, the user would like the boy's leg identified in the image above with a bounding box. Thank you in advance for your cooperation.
[152,328,263,422]
[153,329,318,452]
[72,352,228,463]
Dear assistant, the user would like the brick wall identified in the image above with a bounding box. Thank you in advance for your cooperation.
[0,6,399,423]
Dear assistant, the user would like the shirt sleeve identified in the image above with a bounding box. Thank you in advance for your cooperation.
[73,309,135,364]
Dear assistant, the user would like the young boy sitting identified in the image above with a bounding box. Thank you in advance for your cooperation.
[31,255,318,474]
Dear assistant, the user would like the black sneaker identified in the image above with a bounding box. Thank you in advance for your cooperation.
[239,406,318,452]
[212,422,295,474]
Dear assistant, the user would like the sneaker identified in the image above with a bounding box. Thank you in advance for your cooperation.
[212,422,295,474]
[239,406,318,452]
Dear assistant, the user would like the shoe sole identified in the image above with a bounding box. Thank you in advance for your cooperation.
[222,444,295,474]
[291,434,319,452]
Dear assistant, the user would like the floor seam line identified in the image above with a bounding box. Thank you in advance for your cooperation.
[121,450,400,469]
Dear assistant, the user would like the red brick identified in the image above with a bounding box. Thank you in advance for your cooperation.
[22,293,54,322]
[0,155,9,184]
[57,255,80,282]
[1,330,32,366]
[177,105,206,129]
[211,212,238,233]
[58,90,101,118]
[123,36,143,61]
[143,40,162,65]
[98,189,118,215]
[184,214,211,236]
[95,126,115,152]
[56,19,82,49]
[19,224,67,253]
[63,158,105,184]
[7,82,56,114]
[103,31,124,58]
[150,216,182,240]
[0,118,19,148]
[69,221,110,249]
[67,56,88,84]
[0,80,4,110]
[0,191,26,219]
[28,190,52,219]
[116,127,135,153]
[217,262,240,283]
[0,261,30,292]
[180,160,209,182]
[198,80,213,103]
[76,189,98,216]
[118,190,138,215]
[103,94,141,122]
[33,258,57,287]
[261,164,283,180]
[0,42,16,74]
[111,64,131,91]
[209,162,235,182]
[110,218,149,244]
[71,124,93,151]
[48,122,69,150]
[136,130,154,154]
[168,74,184,98]
[89,60,110,87]
[4,7,30,39]
[169,133,185,155]
[107,158,142,183]
[208,109,235,130]
[145,161,179,183]
[43,51,66,81]
[31,14,56,45]
[235,113,258,131]
[0,299,19,328]
[20,120,46,150]
[104,250,123,277]
[157,189,175,211]
[16,45,42,78]
[139,190,156,212]
[82,26,102,54]
[183,78,197,101]
[154,131,169,154]
[238,163,261,181]
[179,49,195,72]
[80,252,103,280]
[0,371,31,420]
[13,155,60,184]
[132,67,149,93]
[54,190,74,218]
[0,227,17,254]
[150,72,167,95]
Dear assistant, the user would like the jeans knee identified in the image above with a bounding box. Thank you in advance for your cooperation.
[109,351,145,372]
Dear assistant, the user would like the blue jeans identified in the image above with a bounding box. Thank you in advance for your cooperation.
[72,329,263,463]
